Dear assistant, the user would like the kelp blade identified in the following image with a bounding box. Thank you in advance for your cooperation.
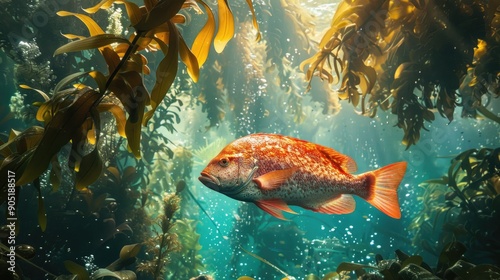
[214,0,234,53]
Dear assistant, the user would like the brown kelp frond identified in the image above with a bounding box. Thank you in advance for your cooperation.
[2,0,260,191]
[302,0,499,147]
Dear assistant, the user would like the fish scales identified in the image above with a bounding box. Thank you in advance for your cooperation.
[199,133,407,219]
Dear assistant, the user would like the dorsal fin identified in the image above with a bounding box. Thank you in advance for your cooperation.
[317,145,357,173]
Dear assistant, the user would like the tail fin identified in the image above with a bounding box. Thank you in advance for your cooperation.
[364,161,407,219]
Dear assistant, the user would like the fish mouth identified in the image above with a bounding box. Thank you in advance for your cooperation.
[199,172,221,191]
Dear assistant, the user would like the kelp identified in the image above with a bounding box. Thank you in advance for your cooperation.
[137,193,181,279]
[261,0,315,124]
[409,148,500,265]
[333,242,500,279]
[0,0,261,226]
[166,219,205,278]
[301,0,500,148]
[194,0,316,132]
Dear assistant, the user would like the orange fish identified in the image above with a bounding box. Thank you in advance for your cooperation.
[198,133,407,219]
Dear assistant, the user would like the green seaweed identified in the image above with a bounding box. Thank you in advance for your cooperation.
[410,147,500,265]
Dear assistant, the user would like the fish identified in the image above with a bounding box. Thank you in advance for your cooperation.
[198,133,407,219]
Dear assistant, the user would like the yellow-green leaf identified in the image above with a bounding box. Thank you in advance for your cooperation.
[322,272,339,280]
[191,0,215,68]
[0,149,35,189]
[244,0,260,41]
[49,156,62,192]
[89,70,107,93]
[336,262,377,273]
[143,22,178,124]
[0,126,44,156]
[53,71,90,95]
[119,243,142,260]
[75,148,103,190]
[54,34,130,56]
[19,85,50,101]
[214,0,234,53]
[97,103,127,137]
[116,1,142,26]
[61,33,86,40]
[125,89,146,159]
[102,47,121,74]
[17,89,101,186]
[108,76,134,116]
[57,11,105,36]
[133,0,185,32]
[179,33,199,82]
[82,0,114,14]
[64,260,90,280]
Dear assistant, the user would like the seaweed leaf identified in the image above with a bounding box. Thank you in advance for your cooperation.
[245,0,261,41]
[91,269,137,280]
[54,34,130,56]
[125,86,147,159]
[0,127,44,156]
[57,11,105,36]
[75,146,103,190]
[214,0,234,53]
[89,70,107,94]
[17,88,101,186]
[97,103,126,137]
[53,71,91,95]
[116,1,142,26]
[64,260,90,280]
[178,33,199,82]
[49,155,62,192]
[19,84,50,101]
[191,0,215,68]
[143,22,179,124]
[119,243,142,260]
[336,262,377,273]
[476,103,500,124]
[82,0,115,14]
[133,0,185,32]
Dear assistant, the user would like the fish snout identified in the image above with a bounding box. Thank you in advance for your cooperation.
[199,172,221,191]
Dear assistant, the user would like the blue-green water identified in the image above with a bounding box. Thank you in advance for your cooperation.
[0,0,499,279]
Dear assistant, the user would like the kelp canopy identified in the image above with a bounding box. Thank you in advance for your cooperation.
[301,0,500,147]
[0,0,260,197]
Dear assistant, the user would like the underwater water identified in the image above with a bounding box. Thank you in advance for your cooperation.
[0,0,499,279]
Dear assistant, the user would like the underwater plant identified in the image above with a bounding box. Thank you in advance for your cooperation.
[0,0,261,229]
[137,193,181,279]
[409,147,500,266]
[331,242,500,280]
[301,0,500,147]
[0,1,264,279]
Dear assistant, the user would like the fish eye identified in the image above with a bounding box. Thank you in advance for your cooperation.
[218,158,229,167]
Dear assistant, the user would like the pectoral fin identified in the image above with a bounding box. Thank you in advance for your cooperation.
[306,194,355,214]
[255,199,297,220]
[253,168,297,190]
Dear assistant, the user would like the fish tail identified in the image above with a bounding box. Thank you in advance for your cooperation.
[363,161,407,219]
